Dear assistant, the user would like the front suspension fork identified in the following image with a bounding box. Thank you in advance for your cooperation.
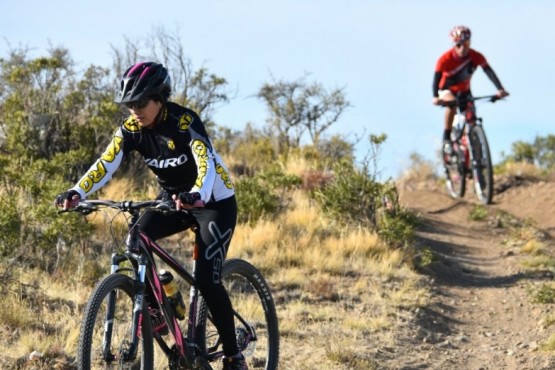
[103,252,148,362]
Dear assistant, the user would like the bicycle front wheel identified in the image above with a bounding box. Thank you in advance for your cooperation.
[470,125,494,204]
[77,273,154,370]
[444,143,466,199]
[199,259,280,370]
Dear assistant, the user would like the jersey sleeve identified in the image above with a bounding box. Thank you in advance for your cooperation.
[188,126,217,202]
[434,50,450,72]
[71,127,126,199]
[471,50,488,67]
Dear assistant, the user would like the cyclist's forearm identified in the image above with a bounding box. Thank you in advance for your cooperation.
[188,136,216,203]
[432,71,441,97]
[71,155,122,199]
[71,134,125,198]
[483,65,504,90]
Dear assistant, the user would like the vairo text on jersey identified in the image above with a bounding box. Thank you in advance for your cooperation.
[144,154,188,168]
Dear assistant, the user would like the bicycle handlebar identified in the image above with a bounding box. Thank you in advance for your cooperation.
[437,94,503,107]
[471,95,501,102]
[59,199,175,215]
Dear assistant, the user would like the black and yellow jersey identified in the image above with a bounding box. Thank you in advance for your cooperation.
[71,102,234,203]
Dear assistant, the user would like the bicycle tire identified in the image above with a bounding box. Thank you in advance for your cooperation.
[197,259,280,370]
[77,273,154,370]
[444,140,466,199]
[469,125,494,204]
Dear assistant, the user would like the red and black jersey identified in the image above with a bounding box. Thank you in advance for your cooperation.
[434,48,489,94]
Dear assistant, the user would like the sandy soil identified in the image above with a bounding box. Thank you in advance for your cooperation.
[378,177,555,370]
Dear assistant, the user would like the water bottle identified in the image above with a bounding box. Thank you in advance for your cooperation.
[159,270,186,320]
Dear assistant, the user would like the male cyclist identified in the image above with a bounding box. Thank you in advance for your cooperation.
[432,25,509,163]
[55,62,248,370]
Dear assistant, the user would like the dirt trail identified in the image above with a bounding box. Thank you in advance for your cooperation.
[379,179,555,370]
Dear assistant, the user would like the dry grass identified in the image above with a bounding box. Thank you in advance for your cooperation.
[396,154,439,189]
[496,161,544,180]
[521,239,547,255]
[0,265,87,367]
[0,180,428,369]
[229,189,428,369]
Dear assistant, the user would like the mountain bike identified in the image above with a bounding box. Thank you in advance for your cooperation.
[61,199,279,369]
[440,94,504,204]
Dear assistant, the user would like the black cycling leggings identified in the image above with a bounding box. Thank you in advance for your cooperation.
[138,195,239,357]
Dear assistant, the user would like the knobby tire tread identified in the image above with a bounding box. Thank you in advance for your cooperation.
[77,273,154,370]
[471,125,494,204]
[197,258,280,370]
[445,134,466,199]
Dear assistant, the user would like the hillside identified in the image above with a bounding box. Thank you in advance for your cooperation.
[381,176,555,369]
[3,172,555,369]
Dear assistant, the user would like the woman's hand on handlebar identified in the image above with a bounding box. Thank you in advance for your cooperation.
[54,190,81,210]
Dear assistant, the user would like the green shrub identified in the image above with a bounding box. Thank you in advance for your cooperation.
[310,159,418,247]
[0,151,94,267]
[0,197,21,256]
[235,176,279,224]
[311,160,380,227]
[377,205,418,248]
[529,283,555,304]
[257,164,302,191]
[469,205,488,221]
[235,165,302,224]
[415,246,435,269]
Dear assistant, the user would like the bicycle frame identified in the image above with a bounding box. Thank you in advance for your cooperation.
[98,201,232,368]
[451,107,480,172]
[102,207,198,367]
[441,94,500,204]
[67,199,279,370]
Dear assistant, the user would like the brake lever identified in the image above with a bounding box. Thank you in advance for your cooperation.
[155,200,176,212]
[79,208,95,216]
[57,202,95,215]
[154,199,200,215]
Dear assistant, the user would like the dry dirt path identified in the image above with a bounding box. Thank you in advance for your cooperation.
[378,181,555,370]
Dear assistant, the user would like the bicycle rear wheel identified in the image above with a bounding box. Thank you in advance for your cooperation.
[78,273,154,370]
[198,259,280,370]
[470,125,494,204]
[444,143,466,199]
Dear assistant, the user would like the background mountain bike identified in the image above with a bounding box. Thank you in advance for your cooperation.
[440,94,504,204]
[61,199,279,370]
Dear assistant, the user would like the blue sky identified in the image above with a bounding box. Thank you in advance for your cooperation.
[2,1,554,179]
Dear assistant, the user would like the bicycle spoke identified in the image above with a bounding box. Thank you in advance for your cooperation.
[90,295,135,368]
[200,259,279,370]
[65,201,278,369]
[444,160,466,199]
[78,274,153,370]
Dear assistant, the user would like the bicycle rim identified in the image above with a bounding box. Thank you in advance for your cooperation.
[77,273,154,370]
[470,126,494,204]
[444,151,466,199]
[199,259,280,370]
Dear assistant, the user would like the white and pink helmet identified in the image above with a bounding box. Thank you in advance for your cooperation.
[450,25,471,43]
